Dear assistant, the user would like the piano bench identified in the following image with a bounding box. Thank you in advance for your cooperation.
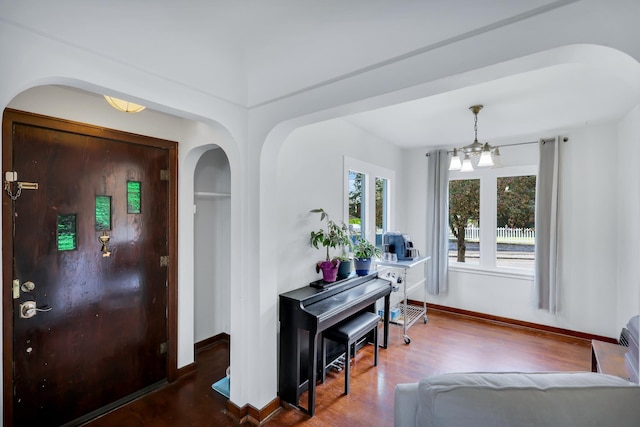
[321,311,380,395]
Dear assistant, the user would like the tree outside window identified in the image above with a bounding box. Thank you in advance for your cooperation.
[496,175,536,268]
[448,173,536,269]
[449,179,480,263]
[345,157,394,248]
[349,171,365,238]
[375,177,388,247]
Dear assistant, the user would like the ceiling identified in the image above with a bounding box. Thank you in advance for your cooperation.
[3,0,640,149]
[342,62,639,149]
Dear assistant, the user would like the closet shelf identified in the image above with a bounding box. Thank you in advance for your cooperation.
[195,191,231,198]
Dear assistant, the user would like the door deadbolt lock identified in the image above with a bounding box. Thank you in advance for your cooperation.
[12,280,36,299]
[19,301,52,319]
[20,281,35,292]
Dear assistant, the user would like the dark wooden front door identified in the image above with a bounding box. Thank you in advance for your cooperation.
[2,110,177,426]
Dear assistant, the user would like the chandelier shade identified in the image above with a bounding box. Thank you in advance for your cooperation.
[449,148,462,170]
[460,153,474,172]
[103,95,146,113]
[449,105,500,172]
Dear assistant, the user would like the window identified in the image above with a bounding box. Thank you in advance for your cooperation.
[57,214,77,251]
[448,179,480,265]
[375,177,389,247]
[448,165,536,272]
[95,195,111,231]
[496,176,536,269]
[349,171,366,240]
[127,181,142,214]
[344,157,394,247]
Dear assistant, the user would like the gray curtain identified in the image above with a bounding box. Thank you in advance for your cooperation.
[426,149,449,295]
[534,137,561,313]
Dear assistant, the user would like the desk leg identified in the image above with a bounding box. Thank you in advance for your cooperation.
[383,294,390,348]
[307,332,319,416]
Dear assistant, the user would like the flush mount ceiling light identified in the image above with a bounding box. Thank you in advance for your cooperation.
[103,95,146,113]
[449,105,501,172]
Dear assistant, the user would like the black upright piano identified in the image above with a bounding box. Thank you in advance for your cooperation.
[278,272,392,415]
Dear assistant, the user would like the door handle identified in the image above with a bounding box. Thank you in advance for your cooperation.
[19,301,52,319]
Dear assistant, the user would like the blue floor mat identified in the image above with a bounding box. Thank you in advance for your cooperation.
[211,376,230,399]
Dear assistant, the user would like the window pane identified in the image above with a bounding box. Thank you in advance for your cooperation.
[57,214,77,251]
[95,195,111,231]
[349,171,365,240]
[127,181,141,214]
[375,177,388,248]
[496,176,536,269]
[449,179,480,264]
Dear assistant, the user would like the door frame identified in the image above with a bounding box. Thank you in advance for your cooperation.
[1,109,179,426]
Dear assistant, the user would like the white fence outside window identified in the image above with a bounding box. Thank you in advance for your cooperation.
[449,226,535,245]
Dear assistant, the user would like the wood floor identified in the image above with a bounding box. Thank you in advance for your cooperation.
[83,308,592,426]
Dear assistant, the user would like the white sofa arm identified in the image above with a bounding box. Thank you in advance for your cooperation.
[394,382,419,427]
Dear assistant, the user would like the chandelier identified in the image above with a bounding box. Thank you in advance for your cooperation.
[449,105,501,172]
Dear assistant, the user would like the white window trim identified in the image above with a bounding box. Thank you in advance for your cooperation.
[449,164,537,278]
[343,156,395,242]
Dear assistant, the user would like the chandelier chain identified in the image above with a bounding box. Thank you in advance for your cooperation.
[474,111,478,142]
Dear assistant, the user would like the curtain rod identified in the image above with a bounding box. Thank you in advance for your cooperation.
[425,137,568,156]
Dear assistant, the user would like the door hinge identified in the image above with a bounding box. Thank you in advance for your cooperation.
[160,255,169,267]
[160,169,169,181]
[159,341,168,355]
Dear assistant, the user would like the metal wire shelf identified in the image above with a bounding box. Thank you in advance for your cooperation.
[390,303,426,329]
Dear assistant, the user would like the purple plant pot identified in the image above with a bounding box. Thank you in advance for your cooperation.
[318,260,340,282]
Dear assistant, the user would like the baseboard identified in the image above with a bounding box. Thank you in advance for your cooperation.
[225,397,281,426]
[176,333,230,380]
[198,333,282,425]
[175,361,197,378]
[195,332,230,353]
[423,301,618,344]
[64,379,168,426]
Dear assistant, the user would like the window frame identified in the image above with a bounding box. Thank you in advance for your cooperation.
[448,164,537,278]
[344,156,395,244]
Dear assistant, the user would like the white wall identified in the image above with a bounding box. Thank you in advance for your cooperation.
[617,105,640,380]
[617,106,640,331]
[194,148,231,341]
[404,124,628,338]
[276,118,404,294]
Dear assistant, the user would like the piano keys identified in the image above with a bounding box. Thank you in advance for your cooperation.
[278,272,391,415]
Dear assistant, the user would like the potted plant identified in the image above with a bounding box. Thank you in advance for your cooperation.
[309,208,352,282]
[335,231,354,280]
[335,254,352,280]
[352,237,381,276]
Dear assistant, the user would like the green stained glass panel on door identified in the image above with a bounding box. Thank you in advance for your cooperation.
[95,195,111,231]
[57,214,77,251]
[127,181,141,214]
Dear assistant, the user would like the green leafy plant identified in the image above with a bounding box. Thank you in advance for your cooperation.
[352,237,381,260]
[309,208,352,261]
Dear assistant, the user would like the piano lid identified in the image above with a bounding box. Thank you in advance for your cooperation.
[279,272,379,307]
[303,277,391,322]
